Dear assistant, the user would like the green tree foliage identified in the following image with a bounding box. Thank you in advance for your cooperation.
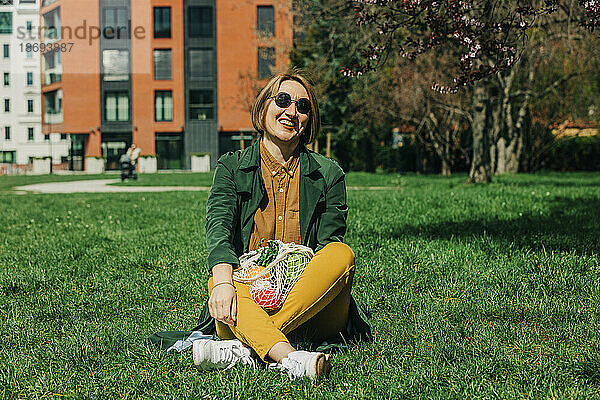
[291,0,600,174]
[291,0,383,171]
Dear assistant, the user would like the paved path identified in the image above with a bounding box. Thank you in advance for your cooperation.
[13,179,399,194]
[14,179,211,194]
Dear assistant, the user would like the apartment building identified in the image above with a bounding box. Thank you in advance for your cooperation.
[38,0,292,172]
[0,0,68,173]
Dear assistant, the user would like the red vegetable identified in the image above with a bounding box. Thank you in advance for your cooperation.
[252,288,283,309]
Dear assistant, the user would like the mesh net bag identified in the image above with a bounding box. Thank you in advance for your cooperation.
[233,240,314,310]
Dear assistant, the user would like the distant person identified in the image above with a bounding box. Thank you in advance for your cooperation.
[126,144,141,179]
[193,72,371,379]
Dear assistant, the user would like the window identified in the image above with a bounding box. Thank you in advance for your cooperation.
[102,49,129,81]
[43,50,56,69]
[257,6,275,37]
[189,90,213,120]
[153,49,172,80]
[26,20,32,32]
[60,133,66,140]
[0,151,15,163]
[42,0,57,6]
[103,7,128,39]
[155,90,173,121]
[44,133,49,141]
[3,72,9,86]
[189,49,214,79]
[43,49,61,69]
[42,8,60,41]
[27,99,34,113]
[154,7,171,38]
[3,44,8,58]
[4,126,10,140]
[105,92,129,121]
[0,12,12,35]
[44,89,63,123]
[188,7,212,38]
[26,48,32,58]
[4,98,8,112]
[21,0,37,4]
[43,51,62,84]
[26,72,33,86]
[258,47,275,79]
[28,127,34,141]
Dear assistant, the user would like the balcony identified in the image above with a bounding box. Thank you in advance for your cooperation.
[44,70,62,85]
[42,7,60,44]
[44,88,62,124]
[44,110,63,124]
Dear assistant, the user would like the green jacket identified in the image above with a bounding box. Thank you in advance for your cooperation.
[206,140,348,268]
[202,140,371,343]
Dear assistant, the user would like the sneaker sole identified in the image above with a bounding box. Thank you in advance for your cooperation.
[314,353,331,379]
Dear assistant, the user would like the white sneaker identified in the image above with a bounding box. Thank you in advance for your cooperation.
[193,339,256,370]
[271,351,331,380]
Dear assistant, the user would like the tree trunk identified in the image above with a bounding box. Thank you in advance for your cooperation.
[490,141,497,174]
[441,158,451,176]
[506,135,523,172]
[489,89,503,175]
[441,128,451,176]
[496,137,507,174]
[427,111,453,176]
[468,84,492,183]
[502,57,534,174]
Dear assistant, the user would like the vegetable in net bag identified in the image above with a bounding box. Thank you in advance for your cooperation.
[233,240,314,310]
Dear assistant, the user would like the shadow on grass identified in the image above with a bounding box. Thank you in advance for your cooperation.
[388,196,600,256]
[568,355,600,385]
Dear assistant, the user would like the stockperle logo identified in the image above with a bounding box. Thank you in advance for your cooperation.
[16,20,146,45]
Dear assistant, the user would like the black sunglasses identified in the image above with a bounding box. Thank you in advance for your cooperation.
[271,92,311,115]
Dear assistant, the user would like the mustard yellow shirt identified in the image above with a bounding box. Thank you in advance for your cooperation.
[248,140,301,251]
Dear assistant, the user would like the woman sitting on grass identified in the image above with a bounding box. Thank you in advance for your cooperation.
[194,72,369,379]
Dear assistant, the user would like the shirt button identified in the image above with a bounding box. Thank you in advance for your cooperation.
[279,188,284,193]
[278,215,283,221]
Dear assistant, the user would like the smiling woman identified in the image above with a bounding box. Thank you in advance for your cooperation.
[251,74,320,153]
[194,72,371,380]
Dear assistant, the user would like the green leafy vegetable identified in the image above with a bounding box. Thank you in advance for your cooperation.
[257,239,280,267]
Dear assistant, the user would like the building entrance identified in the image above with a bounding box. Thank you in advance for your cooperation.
[156,133,184,169]
[69,134,85,171]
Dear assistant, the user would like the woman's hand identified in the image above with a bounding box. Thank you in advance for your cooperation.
[209,263,237,326]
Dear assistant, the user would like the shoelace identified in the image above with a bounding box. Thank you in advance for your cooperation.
[269,357,304,380]
[219,344,256,370]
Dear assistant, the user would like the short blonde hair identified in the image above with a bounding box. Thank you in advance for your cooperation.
[251,73,321,145]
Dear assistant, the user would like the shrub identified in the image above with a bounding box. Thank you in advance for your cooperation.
[543,135,600,171]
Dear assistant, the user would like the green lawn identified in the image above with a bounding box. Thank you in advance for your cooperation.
[1,172,599,398]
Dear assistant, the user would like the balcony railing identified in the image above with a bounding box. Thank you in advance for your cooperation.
[44,111,63,124]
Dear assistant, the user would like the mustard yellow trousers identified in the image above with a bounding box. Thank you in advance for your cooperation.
[208,242,355,360]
